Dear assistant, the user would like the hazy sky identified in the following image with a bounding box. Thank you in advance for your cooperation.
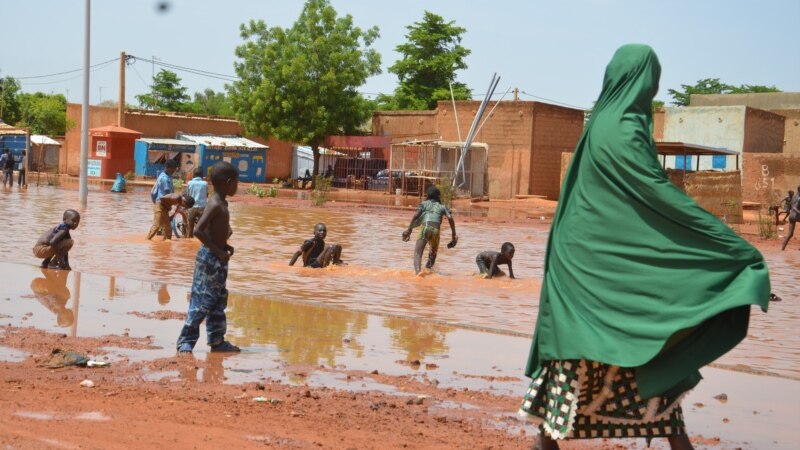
[1,0,798,110]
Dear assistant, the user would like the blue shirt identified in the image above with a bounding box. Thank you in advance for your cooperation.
[155,171,174,202]
[186,177,208,208]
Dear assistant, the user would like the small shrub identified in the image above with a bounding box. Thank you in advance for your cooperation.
[757,211,776,239]
[272,177,280,184]
[246,183,267,198]
[267,186,279,197]
[123,170,135,181]
[312,175,332,207]
[173,178,185,191]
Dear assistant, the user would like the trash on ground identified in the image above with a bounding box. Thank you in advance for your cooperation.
[79,379,95,388]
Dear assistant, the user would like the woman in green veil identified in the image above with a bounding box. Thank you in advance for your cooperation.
[519,44,770,449]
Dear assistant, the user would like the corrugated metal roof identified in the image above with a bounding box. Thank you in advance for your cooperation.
[138,137,197,147]
[177,133,268,149]
[31,135,61,146]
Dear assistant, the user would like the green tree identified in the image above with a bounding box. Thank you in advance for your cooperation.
[135,69,191,111]
[378,11,471,110]
[667,78,781,106]
[0,75,22,125]
[16,92,72,135]
[188,88,234,116]
[228,0,381,180]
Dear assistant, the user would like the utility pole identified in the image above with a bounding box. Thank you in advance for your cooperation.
[79,0,91,206]
[513,87,519,102]
[118,51,126,126]
[98,86,106,104]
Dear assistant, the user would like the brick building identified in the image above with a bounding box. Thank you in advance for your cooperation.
[373,100,584,200]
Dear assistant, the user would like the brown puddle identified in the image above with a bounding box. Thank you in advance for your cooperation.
[1,262,798,448]
[1,185,799,448]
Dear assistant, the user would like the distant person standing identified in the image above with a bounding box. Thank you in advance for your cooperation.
[17,150,27,188]
[146,159,178,240]
[185,167,208,238]
[1,149,13,187]
[781,186,800,251]
[324,164,333,178]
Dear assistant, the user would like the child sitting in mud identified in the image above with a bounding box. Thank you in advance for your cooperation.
[33,209,80,270]
[176,161,240,353]
[402,186,458,275]
[289,223,343,268]
[476,242,516,279]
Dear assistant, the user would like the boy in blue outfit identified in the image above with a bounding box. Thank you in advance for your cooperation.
[177,161,240,353]
[146,159,178,240]
[185,167,208,238]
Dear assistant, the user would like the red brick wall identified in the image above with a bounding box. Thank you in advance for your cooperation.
[437,101,535,199]
[743,107,785,153]
[65,105,294,179]
[529,103,584,199]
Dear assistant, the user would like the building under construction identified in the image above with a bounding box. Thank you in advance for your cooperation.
[388,140,488,198]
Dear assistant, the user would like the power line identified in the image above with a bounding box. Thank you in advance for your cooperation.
[519,90,588,110]
[12,57,120,80]
[20,60,118,86]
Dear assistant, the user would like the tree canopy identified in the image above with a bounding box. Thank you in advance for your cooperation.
[16,92,72,135]
[0,75,22,125]
[187,88,234,117]
[135,69,191,111]
[377,11,471,110]
[228,0,381,177]
[667,78,781,106]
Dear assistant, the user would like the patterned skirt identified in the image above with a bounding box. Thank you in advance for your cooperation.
[519,360,687,440]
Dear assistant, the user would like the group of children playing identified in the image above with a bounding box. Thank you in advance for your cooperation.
[34,166,516,355]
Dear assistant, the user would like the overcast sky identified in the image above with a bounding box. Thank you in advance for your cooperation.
[1,0,798,110]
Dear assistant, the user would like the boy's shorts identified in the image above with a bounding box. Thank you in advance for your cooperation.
[187,207,205,224]
[33,239,74,259]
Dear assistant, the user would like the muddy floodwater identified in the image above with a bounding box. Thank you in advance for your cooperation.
[2,185,799,382]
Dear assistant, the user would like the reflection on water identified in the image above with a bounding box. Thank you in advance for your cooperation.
[0,186,798,380]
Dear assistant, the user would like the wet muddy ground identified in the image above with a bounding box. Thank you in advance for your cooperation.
[1,184,799,448]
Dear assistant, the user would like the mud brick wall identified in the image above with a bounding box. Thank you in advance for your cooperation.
[653,108,665,141]
[682,170,743,223]
[529,103,584,200]
[372,111,438,142]
[742,153,800,204]
[562,152,742,222]
[743,107,785,153]
[774,109,800,155]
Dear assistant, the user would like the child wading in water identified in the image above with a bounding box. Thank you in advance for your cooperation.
[402,186,457,275]
[289,223,343,268]
[177,161,240,353]
[33,209,81,270]
[476,242,515,279]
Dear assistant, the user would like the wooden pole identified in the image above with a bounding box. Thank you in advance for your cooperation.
[118,51,126,127]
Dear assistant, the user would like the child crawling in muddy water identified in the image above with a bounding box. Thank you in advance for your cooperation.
[289,223,343,268]
[476,242,515,279]
[176,161,240,353]
[33,209,80,270]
